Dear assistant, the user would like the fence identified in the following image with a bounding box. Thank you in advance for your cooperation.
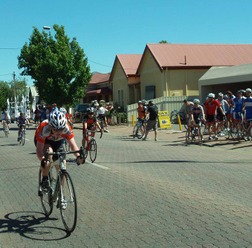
[127,96,198,126]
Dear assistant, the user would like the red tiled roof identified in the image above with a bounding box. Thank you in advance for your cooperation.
[90,72,110,85]
[146,44,252,69]
[116,54,142,76]
[86,87,112,95]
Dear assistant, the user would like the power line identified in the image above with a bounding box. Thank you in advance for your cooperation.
[0,47,20,50]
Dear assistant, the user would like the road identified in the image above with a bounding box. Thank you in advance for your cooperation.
[1,124,252,247]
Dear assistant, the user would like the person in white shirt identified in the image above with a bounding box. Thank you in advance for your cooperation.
[97,103,109,132]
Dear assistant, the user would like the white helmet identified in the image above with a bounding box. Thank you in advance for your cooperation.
[246,88,252,93]
[208,93,215,98]
[59,107,67,114]
[193,99,200,104]
[49,110,67,129]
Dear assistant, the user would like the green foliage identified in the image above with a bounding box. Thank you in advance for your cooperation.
[18,24,91,106]
[0,81,12,110]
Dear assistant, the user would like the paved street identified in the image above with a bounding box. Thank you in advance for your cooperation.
[1,123,252,247]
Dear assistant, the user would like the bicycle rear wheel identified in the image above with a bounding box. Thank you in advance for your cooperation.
[38,168,53,217]
[89,138,97,163]
[136,125,145,139]
[59,171,77,233]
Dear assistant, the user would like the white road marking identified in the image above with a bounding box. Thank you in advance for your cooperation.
[86,160,110,170]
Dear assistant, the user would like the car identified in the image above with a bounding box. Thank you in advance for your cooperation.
[73,103,90,122]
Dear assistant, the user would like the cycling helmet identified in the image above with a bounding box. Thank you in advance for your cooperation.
[246,88,252,93]
[193,99,200,104]
[59,107,67,114]
[49,110,67,129]
[87,107,95,114]
[138,100,142,104]
[218,92,223,97]
[208,93,215,98]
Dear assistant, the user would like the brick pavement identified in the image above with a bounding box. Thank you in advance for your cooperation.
[1,123,252,247]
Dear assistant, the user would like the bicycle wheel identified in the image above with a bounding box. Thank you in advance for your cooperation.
[89,138,97,163]
[170,112,178,124]
[136,125,144,139]
[38,168,53,217]
[59,171,77,233]
[21,131,25,145]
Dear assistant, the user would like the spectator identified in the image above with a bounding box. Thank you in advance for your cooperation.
[142,101,158,141]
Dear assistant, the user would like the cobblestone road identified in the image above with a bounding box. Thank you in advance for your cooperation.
[1,124,252,247]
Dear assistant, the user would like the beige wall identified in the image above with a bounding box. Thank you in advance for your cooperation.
[139,51,164,99]
[139,51,207,99]
[111,61,129,109]
[169,69,207,96]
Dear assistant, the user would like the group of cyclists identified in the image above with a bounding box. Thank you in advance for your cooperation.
[184,88,252,142]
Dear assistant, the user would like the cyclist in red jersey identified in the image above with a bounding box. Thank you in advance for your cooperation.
[205,93,225,140]
[82,107,102,148]
[35,110,83,190]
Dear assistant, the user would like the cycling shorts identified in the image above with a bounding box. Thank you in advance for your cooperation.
[206,115,216,124]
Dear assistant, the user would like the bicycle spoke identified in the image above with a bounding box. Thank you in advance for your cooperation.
[59,172,77,233]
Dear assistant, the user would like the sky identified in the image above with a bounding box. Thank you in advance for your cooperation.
[1,0,252,85]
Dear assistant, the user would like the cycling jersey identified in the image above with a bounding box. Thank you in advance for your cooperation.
[83,115,97,129]
[35,119,74,143]
[205,99,220,115]
[17,116,28,127]
[244,97,252,120]
[192,105,204,124]
[137,106,147,119]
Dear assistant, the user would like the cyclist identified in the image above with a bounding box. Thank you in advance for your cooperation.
[17,112,29,141]
[183,99,194,135]
[233,90,244,121]
[97,103,109,132]
[82,107,102,148]
[137,100,147,124]
[191,99,205,141]
[216,92,229,136]
[1,110,11,131]
[242,88,252,140]
[35,110,83,190]
[205,93,225,140]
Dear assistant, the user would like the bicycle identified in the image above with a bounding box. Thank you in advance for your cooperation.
[132,118,146,139]
[2,120,9,137]
[18,125,26,145]
[84,130,102,163]
[38,147,84,233]
[185,122,203,144]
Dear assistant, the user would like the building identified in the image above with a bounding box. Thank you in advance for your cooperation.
[83,72,112,103]
[112,43,252,109]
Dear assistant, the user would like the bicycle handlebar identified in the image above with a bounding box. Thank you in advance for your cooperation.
[45,146,85,159]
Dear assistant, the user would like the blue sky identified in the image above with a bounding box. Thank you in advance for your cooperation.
[1,0,252,85]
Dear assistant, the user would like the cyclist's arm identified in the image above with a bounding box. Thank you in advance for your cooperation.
[96,121,102,131]
[36,141,46,161]
[68,137,81,157]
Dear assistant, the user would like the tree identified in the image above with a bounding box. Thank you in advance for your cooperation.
[0,81,12,110]
[18,24,91,107]
[159,40,171,44]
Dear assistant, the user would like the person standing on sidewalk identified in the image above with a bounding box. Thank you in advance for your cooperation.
[142,101,158,141]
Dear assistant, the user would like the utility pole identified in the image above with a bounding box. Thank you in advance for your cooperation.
[13,72,16,99]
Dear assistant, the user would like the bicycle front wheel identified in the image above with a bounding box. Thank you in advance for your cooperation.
[89,138,97,163]
[38,168,53,217]
[59,171,77,233]
[21,131,25,145]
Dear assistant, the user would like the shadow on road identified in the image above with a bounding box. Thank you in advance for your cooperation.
[0,211,70,241]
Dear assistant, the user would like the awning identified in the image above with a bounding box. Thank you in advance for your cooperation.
[86,87,112,96]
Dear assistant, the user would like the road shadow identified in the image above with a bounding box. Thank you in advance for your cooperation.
[0,211,70,240]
